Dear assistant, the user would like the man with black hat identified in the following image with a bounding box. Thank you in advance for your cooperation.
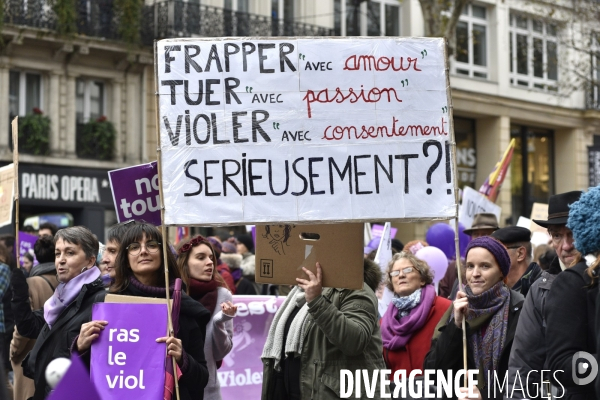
[506,191,582,398]
[492,226,541,297]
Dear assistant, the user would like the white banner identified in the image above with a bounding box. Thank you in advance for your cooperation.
[459,186,501,229]
[156,37,456,225]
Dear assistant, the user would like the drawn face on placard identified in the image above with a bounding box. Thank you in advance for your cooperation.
[263,225,293,255]
[187,244,215,282]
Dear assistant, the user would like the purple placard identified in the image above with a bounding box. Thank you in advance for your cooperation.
[219,295,285,399]
[108,161,161,226]
[18,231,38,267]
[371,224,397,239]
[91,303,167,400]
[47,354,102,400]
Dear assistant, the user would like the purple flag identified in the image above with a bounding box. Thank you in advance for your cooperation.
[47,354,102,400]
[219,295,285,399]
[108,161,161,226]
[91,303,167,399]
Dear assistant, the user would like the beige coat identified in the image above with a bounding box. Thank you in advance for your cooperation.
[10,272,58,400]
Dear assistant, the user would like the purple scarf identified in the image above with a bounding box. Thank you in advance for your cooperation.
[381,284,436,350]
[464,281,510,383]
[44,267,101,329]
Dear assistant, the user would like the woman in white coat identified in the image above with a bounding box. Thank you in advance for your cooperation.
[177,235,237,400]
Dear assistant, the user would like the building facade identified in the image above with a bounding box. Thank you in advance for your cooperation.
[2,0,598,243]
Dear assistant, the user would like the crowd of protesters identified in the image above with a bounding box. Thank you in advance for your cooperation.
[0,188,598,399]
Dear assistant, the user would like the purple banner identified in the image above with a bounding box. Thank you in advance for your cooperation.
[18,231,38,267]
[91,303,167,399]
[371,223,397,239]
[108,162,161,226]
[219,295,285,399]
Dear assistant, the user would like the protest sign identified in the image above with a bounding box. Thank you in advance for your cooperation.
[90,303,167,399]
[108,161,161,226]
[529,202,549,233]
[156,37,456,225]
[47,355,102,400]
[459,186,501,229]
[19,231,38,266]
[372,223,397,240]
[0,164,14,228]
[219,295,285,399]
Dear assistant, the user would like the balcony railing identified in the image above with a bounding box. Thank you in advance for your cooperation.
[3,0,334,45]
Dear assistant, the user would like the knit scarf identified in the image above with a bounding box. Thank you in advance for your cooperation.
[44,267,101,329]
[261,286,309,371]
[188,278,219,315]
[381,285,435,350]
[462,281,510,383]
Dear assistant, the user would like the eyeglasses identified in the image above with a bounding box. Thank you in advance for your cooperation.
[390,267,415,277]
[126,240,161,256]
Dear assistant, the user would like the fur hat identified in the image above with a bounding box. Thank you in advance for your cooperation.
[568,187,600,256]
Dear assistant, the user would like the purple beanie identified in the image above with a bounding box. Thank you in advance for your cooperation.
[465,236,510,277]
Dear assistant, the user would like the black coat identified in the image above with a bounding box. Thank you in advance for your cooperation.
[117,283,211,400]
[506,270,558,398]
[423,290,524,400]
[19,277,106,400]
[545,261,598,400]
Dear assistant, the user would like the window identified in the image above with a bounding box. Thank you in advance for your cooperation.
[509,14,558,91]
[76,79,105,124]
[453,4,488,79]
[335,0,399,36]
[510,125,554,224]
[225,0,250,35]
[9,70,42,119]
[590,34,600,108]
[454,118,477,190]
[271,0,297,35]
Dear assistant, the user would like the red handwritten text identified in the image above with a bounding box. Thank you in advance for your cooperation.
[343,55,422,72]
[322,116,448,141]
[302,86,402,118]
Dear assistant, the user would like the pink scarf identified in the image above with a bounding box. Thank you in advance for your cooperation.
[44,267,101,329]
[381,284,436,350]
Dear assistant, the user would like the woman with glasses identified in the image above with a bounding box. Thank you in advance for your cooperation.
[424,237,524,400]
[78,223,211,400]
[11,226,106,400]
[380,251,451,376]
[176,235,237,400]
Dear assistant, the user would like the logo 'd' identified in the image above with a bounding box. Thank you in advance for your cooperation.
[572,351,599,386]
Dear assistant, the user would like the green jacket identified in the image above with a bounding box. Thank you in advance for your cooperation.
[261,284,386,400]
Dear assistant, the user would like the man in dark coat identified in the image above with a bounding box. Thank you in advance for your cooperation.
[506,191,583,399]
[492,226,541,297]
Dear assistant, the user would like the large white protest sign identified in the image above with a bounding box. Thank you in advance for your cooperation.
[156,38,456,225]
[459,186,501,228]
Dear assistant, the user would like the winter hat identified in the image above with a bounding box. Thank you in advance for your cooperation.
[236,234,254,253]
[465,236,511,277]
[568,186,600,256]
[222,241,237,254]
[207,237,222,259]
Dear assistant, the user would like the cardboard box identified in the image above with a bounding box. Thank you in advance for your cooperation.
[255,223,364,290]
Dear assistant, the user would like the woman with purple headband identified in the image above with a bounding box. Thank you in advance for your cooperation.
[424,236,525,400]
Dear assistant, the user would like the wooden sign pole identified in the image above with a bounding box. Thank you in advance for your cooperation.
[11,117,19,268]
[153,46,180,400]
[443,40,468,387]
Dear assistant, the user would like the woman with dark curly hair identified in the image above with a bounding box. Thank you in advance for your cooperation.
[380,251,451,376]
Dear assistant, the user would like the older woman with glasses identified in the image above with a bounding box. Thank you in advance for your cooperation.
[380,251,451,376]
[11,226,106,400]
[78,223,211,400]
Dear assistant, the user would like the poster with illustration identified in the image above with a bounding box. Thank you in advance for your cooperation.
[219,295,285,399]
